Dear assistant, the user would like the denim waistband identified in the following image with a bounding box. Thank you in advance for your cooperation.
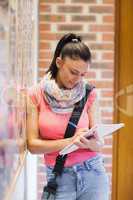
[73,155,103,171]
[48,154,104,173]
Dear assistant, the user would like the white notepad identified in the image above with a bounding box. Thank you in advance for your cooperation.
[59,123,125,155]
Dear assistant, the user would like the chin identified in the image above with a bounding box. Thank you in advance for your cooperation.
[63,82,77,89]
[63,85,72,90]
[67,85,75,89]
[62,84,73,90]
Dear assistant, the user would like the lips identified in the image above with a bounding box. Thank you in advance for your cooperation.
[69,80,78,86]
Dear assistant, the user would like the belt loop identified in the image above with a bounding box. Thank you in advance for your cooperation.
[84,160,91,171]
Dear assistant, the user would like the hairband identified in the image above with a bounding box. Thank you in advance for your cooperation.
[71,38,79,43]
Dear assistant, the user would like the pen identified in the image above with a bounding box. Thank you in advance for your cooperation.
[68,121,96,139]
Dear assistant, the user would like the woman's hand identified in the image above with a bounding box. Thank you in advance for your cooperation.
[71,128,104,152]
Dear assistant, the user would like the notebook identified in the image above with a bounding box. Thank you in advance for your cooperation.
[59,123,125,155]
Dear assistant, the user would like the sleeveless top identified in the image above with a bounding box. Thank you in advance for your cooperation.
[28,84,97,167]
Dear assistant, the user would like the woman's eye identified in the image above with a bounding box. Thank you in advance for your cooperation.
[71,71,78,76]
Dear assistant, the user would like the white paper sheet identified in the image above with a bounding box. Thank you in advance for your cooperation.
[59,123,125,155]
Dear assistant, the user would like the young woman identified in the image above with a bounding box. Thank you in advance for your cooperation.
[27,33,109,200]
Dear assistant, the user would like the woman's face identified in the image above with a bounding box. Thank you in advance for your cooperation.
[56,56,90,89]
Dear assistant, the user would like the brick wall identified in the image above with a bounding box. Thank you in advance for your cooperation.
[38,0,114,199]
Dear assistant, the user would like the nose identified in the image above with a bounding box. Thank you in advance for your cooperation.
[71,75,83,85]
[74,74,83,81]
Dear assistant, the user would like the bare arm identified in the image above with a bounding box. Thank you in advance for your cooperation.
[26,96,72,154]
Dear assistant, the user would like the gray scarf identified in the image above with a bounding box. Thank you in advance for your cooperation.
[40,72,86,113]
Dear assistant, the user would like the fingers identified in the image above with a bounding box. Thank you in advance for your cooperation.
[73,135,90,148]
[92,130,104,145]
[72,130,104,151]
[73,136,86,148]
[93,130,99,139]
[80,136,89,143]
[72,127,104,150]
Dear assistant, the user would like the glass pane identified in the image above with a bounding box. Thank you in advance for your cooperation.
[0,0,37,199]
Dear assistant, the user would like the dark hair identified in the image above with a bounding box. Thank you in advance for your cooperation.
[47,33,91,78]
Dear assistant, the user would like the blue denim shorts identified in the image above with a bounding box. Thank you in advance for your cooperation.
[46,155,109,200]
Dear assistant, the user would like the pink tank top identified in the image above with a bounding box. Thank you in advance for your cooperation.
[28,84,97,167]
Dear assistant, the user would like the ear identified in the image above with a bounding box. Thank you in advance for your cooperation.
[56,57,63,69]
